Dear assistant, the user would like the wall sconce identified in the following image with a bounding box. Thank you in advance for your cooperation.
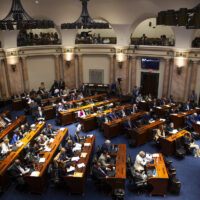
[6,56,19,72]
[116,51,127,69]
[11,64,16,72]
[176,56,184,75]
[63,50,74,67]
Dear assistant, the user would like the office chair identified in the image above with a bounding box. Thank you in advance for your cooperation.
[175,138,186,158]
[168,173,181,194]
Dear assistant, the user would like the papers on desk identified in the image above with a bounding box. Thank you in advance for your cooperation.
[49,138,54,143]
[30,171,40,177]
[156,107,162,109]
[149,120,155,123]
[16,142,24,147]
[159,118,166,121]
[170,129,178,134]
[59,128,65,131]
[67,166,75,173]
[141,100,145,103]
[71,156,80,162]
[53,103,56,106]
[197,121,200,125]
[171,113,177,116]
[77,163,85,168]
[195,107,200,109]
[74,172,83,177]
[87,134,93,138]
[152,154,159,158]
[31,124,36,128]
[81,152,87,158]
[44,146,51,152]
[39,158,46,163]
[84,143,91,147]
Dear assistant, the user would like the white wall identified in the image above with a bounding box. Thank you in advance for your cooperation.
[132,18,174,39]
[82,55,110,84]
[136,57,165,98]
[27,56,55,91]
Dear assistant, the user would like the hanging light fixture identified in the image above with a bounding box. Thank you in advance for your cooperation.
[61,0,110,29]
[0,0,54,31]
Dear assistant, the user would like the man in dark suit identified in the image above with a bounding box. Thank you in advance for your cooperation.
[183,101,193,111]
[35,106,45,121]
[124,117,136,130]
[74,130,81,143]
[65,139,74,157]
[101,140,111,153]
[59,79,66,90]
[46,123,56,137]
[109,108,118,120]
[92,161,108,179]
[142,112,151,125]
[149,98,159,109]
[187,113,199,129]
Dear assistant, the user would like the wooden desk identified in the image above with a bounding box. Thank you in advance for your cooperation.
[170,109,200,129]
[103,112,145,139]
[138,100,152,111]
[64,136,95,195]
[43,93,107,120]
[130,120,166,146]
[154,104,176,118]
[147,153,169,196]
[192,122,200,134]
[12,99,25,110]
[79,104,132,132]
[106,144,126,193]
[0,122,46,192]
[59,98,119,126]
[0,116,27,142]
[24,128,68,194]
[160,130,188,156]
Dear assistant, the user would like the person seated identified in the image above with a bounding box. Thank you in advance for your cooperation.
[98,150,111,169]
[11,131,22,145]
[77,92,84,100]
[0,116,7,129]
[120,107,127,117]
[184,132,200,158]
[19,125,28,136]
[1,138,11,155]
[63,86,70,96]
[65,139,74,157]
[154,124,166,143]
[167,95,174,104]
[183,101,193,111]
[1,114,12,124]
[78,109,86,118]
[70,93,76,101]
[131,104,138,114]
[166,122,177,134]
[35,134,49,150]
[109,108,118,120]
[74,130,81,143]
[35,107,45,121]
[144,94,152,101]
[54,148,71,168]
[101,140,111,153]
[56,103,64,117]
[136,93,143,103]
[124,117,136,130]
[102,113,110,123]
[142,112,151,125]
[187,113,199,129]
[149,98,159,109]
[160,97,167,106]
[26,94,32,104]
[134,151,147,172]
[37,87,45,95]
[46,123,57,137]
[92,161,109,179]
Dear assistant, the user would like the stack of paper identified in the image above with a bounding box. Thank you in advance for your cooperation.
[84,143,91,147]
[16,142,24,147]
[73,143,82,152]
[157,107,162,109]
[87,134,93,138]
[39,158,46,163]
[30,171,40,177]
[49,138,54,143]
[71,156,80,162]
[171,129,178,134]
[67,166,75,172]
[197,121,200,125]
[152,154,159,158]
[44,146,51,152]
[77,163,85,168]
[60,128,65,131]
[31,124,36,128]
[160,118,166,121]
[81,153,87,158]
[74,172,83,177]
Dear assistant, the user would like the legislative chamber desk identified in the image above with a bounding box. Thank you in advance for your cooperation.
[79,104,132,132]
[24,128,68,194]
[147,153,169,196]
[106,144,126,193]
[170,109,200,129]
[160,130,188,156]
[0,110,11,118]
[43,93,107,120]
[0,122,45,192]
[59,98,119,126]
[103,112,145,139]
[154,104,177,118]
[12,98,26,110]
[64,135,95,195]
[192,121,200,134]
[129,119,166,146]
[138,100,152,111]
[0,116,27,142]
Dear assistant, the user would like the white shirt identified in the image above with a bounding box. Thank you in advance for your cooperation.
[134,154,147,171]
[1,142,11,154]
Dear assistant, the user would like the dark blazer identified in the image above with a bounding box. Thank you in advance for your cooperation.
[65,144,74,157]
[36,110,45,119]
[142,114,150,125]
[92,166,106,180]
[9,164,23,179]
[59,81,65,90]
[101,143,110,153]
[149,101,159,108]
[46,127,55,137]
[183,103,193,111]
[74,134,80,143]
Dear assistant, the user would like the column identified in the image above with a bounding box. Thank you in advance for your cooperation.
[189,61,198,95]
[21,57,30,93]
[162,59,171,98]
[0,59,7,98]
[125,57,130,94]
[63,57,76,89]
[131,57,137,91]
[77,55,83,87]
[110,55,114,85]
[55,55,61,82]
[4,59,12,97]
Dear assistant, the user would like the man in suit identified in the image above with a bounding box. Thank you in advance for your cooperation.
[37,87,45,95]
[189,90,197,105]
[92,161,109,179]
[59,79,65,90]
[132,86,139,103]
[1,114,11,125]
[30,100,38,118]
[101,140,111,153]
[56,103,64,117]
[74,130,81,143]
[46,123,56,137]
[167,95,174,104]
[65,139,74,157]
[9,159,30,191]
[136,93,143,103]
[36,106,45,121]
[120,107,127,117]
[11,131,21,145]
[109,108,118,120]
[98,150,111,169]
[26,94,32,104]
[183,101,192,111]
[131,104,138,114]
[142,112,151,125]
[19,125,28,136]
[124,117,136,131]
[188,113,199,129]
[149,98,159,109]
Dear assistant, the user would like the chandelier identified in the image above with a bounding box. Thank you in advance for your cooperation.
[157,4,200,29]
[61,0,110,29]
[0,0,54,30]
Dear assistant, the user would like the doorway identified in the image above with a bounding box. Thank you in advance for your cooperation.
[140,72,159,98]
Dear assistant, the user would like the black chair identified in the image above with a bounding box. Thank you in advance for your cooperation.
[175,138,186,158]
[95,145,102,158]
[126,155,133,182]
[168,173,181,194]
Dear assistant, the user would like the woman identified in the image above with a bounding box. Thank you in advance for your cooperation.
[154,124,166,142]
[184,132,200,158]
[78,109,86,118]
[1,138,11,155]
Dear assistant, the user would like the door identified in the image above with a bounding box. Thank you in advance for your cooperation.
[140,72,159,98]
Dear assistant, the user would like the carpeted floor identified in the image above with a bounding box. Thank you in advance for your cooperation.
[1,105,200,200]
